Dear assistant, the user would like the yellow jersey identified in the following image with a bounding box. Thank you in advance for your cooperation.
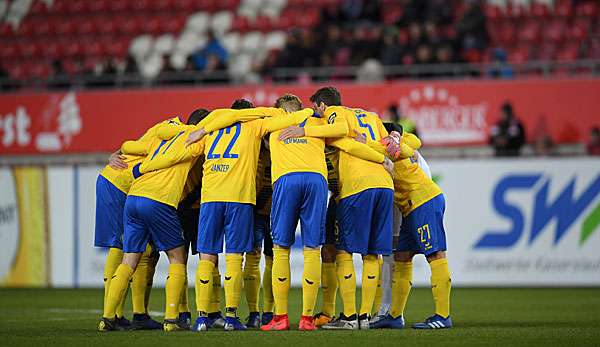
[199,109,313,204]
[255,144,272,216]
[392,134,442,216]
[304,106,393,199]
[269,116,328,183]
[124,126,205,208]
[99,117,184,193]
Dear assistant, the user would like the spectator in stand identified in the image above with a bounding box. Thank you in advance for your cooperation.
[487,48,514,79]
[380,29,403,66]
[386,103,419,138]
[587,127,600,155]
[456,0,488,59]
[489,102,526,157]
[191,30,228,72]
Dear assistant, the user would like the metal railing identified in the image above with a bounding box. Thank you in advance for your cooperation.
[1,59,599,92]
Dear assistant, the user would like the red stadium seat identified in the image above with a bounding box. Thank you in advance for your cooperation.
[232,16,250,32]
[18,41,41,59]
[496,22,517,46]
[118,16,143,35]
[536,43,557,61]
[0,22,13,38]
[64,41,84,57]
[42,41,61,59]
[108,1,129,12]
[83,40,106,57]
[484,4,503,21]
[151,0,176,12]
[7,63,28,81]
[520,20,541,44]
[131,0,152,12]
[530,2,551,18]
[173,0,195,11]
[160,15,186,34]
[556,43,580,62]
[88,0,110,12]
[576,1,598,18]
[0,42,19,60]
[568,19,590,42]
[543,19,566,44]
[508,46,530,63]
[382,6,403,25]
[554,2,573,18]
[141,16,162,35]
[197,0,217,12]
[98,19,118,36]
[29,0,50,15]
[254,16,273,32]
[506,3,528,19]
[51,0,69,15]
[17,20,35,37]
[30,62,52,79]
[55,20,76,36]
[106,39,129,58]
[75,17,98,36]
[216,0,240,11]
[66,0,87,14]
[62,59,83,75]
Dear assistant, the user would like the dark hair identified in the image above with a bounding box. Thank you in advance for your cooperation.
[275,94,302,112]
[187,108,210,125]
[309,86,341,107]
[383,122,403,135]
[501,102,514,117]
[231,98,254,109]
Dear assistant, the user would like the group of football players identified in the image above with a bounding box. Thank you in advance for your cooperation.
[94,86,452,333]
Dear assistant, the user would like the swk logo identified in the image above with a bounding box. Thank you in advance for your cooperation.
[475,174,600,248]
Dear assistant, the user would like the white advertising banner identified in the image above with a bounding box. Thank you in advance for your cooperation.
[1,157,599,287]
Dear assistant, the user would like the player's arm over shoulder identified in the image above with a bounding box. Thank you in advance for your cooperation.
[303,106,349,138]
[198,107,287,132]
[139,136,206,174]
[328,137,385,163]
[258,108,313,135]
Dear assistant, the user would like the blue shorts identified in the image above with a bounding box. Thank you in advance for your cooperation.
[197,202,254,254]
[123,196,186,253]
[337,188,394,255]
[396,194,447,256]
[94,175,127,249]
[254,213,273,257]
[271,172,328,248]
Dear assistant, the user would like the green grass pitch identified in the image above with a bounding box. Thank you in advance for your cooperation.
[1,287,599,346]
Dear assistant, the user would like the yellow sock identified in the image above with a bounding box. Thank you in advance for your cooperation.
[179,275,190,313]
[243,252,261,313]
[165,263,186,320]
[195,260,215,314]
[224,254,243,317]
[430,258,451,318]
[359,255,379,316]
[390,261,412,318]
[144,260,157,313]
[131,245,151,314]
[336,252,356,317]
[209,267,221,313]
[302,248,321,317]
[103,263,134,319]
[372,256,383,316]
[103,248,123,317]
[321,261,337,317]
[262,256,274,313]
[272,247,291,315]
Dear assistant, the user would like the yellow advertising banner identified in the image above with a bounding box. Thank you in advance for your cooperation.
[0,166,49,287]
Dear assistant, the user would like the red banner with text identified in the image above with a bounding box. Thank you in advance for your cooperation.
[0,78,598,154]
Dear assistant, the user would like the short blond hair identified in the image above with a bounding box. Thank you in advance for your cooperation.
[275,94,303,112]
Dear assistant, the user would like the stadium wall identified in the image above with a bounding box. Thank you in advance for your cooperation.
[1,78,599,154]
[1,157,599,288]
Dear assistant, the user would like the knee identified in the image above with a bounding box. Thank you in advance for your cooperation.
[426,251,446,263]
[200,253,218,264]
[394,251,415,262]
[321,244,336,263]
[167,247,187,264]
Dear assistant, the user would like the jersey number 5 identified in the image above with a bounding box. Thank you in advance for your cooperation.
[207,123,241,159]
[356,114,376,140]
